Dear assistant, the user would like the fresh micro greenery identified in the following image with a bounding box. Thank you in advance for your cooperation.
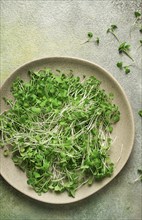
[134,11,142,33]
[107,25,119,42]
[131,11,142,33]
[118,42,134,62]
[83,32,94,44]
[138,110,142,117]
[134,169,142,182]
[137,169,142,182]
[0,69,120,197]
[116,62,131,74]
[83,32,100,45]
[139,39,142,47]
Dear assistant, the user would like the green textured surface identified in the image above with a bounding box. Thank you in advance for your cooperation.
[0,0,142,219]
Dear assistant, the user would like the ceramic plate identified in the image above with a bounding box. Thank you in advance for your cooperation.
[0,57,134,204]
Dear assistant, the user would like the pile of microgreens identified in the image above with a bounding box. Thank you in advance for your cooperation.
[0,69,120,197]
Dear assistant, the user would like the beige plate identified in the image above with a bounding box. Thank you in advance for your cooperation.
[0,57,135,204]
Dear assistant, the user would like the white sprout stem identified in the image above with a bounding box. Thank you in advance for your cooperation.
[116,144,123,164]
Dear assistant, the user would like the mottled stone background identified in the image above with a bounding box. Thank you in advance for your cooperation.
[0,0,142,219]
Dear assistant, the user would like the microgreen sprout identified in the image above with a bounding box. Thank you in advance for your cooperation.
[82,32,99,45]
[82,32,94,44]
[95,37,100,45]
[134,169,142,182]
[116,62,123,70]
[107,25,119,42]
[88,32,93,39]
[138,110,142,117]
[137,39,142,49]
[0,68,120,197]
[118,42,134,62]
[123,66,131,74]
[130,11,142,35]
[134,11,141,19]
[116,62,131,74]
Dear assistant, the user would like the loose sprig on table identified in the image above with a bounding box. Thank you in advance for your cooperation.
[0,68,120,197]
[134,11,142,33]
[85,32,94,43]
[134,169,142,182]
[83,32,100,45]
[138,110,142,117]
[130,11,142,35]
[116,62,131,74]
[137,39,142,49]
[107,25,119,42]
[118,42,134,62]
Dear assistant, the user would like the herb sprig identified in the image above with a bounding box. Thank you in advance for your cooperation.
[116,62,131,74]
[130,11,142,34]
[134,169,142,182]
[83,32,100,45]
[107,25,119,42]
[138,110,142,117]
[118,42,134,62]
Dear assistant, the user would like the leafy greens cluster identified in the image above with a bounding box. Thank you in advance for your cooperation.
[0,69,120,197]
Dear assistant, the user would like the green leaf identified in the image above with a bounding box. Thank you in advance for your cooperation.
[40,100,47,107]
[31,107,41,114]
[54,185,62,192]
[137,169,142,174]
[3,149,9,157]
[88,32,93,39]
[116,62,123,70]
[138,110,142,117]
[88,176,94,185]
[33,172,41,178]
[134,11,141,18]
[69,189,76,198]
[137,169,142,182]
[124,66,130,74]
[96,37,100,45]
[111,24,118,31]
[118,42,134,61]
[118,42,130,53]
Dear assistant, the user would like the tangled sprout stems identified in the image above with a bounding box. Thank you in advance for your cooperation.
[0,68,120,197]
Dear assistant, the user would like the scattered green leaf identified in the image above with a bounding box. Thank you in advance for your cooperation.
[96,37,100,45]
[134,169,142,182]
[116,62,123,70]
[107,24,119,42]
[138,110,142,117]
[118,42,134,61]
[88,32,93,39]
[3,149,9,157]
[124,66,130,74]
[116,62,131,74]
[134,11,141,18]
[83,32,94,44]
